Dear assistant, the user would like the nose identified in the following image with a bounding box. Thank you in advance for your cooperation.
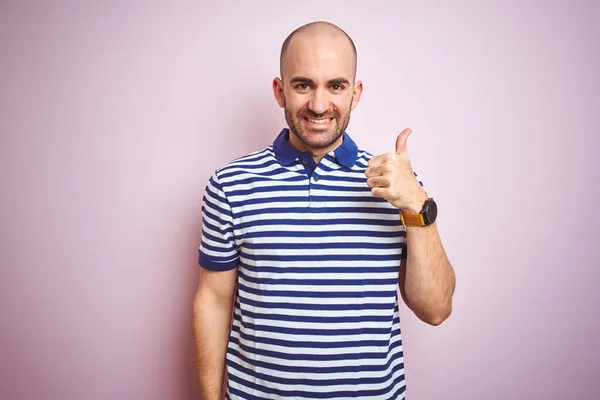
[308,88,329,115]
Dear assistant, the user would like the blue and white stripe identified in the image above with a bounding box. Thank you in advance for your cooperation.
[199,134,422,399]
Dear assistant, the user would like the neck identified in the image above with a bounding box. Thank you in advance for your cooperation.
[288,132,343,164]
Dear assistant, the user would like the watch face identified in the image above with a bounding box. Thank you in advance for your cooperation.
[425,200,437,223]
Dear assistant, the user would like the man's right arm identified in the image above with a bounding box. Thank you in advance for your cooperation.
[193,265,238,400]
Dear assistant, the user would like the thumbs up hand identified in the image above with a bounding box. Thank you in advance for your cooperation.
[365,128,429,214]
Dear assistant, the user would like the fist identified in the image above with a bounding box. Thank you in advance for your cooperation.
[365,128,428,213]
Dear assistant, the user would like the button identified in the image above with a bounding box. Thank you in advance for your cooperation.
[301,157,308,164]
[313,175,319,181]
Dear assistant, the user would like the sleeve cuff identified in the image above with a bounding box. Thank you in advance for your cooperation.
[198,250,238,271]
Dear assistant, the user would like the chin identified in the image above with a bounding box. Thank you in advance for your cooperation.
[303,133,343,149]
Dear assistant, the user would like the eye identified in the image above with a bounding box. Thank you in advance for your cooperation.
[295,83,310,90]
[330,84,344,91]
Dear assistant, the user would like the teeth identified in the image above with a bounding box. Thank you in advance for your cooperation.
[307,118,331,124]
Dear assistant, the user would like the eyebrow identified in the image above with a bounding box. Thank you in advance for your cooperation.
[328,78,350,86]
[289,77,351,86]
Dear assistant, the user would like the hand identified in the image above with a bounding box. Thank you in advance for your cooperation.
[365,128,428,214]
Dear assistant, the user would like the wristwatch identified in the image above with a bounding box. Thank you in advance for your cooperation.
[400,198,437,228]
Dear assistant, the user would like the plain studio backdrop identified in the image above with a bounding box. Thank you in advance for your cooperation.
[1,1,598,399]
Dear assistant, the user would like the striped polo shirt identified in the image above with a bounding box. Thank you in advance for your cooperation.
[199,128,422,400]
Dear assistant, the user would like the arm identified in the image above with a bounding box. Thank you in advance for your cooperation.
[366,128,456,326]
[193,265,238,400]
[399,221,455,325]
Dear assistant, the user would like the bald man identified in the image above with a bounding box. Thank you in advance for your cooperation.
[193,21,455,400]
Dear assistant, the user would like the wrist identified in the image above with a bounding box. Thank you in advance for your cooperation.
[401,192,429,214]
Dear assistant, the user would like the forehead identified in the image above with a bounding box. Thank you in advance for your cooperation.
[282,34,355,82]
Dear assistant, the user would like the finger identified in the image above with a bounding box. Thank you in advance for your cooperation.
[365,163,391,178]
[366,176,390,188]
[365,167,381,178]
[367,153,391,168]
[370,187,387,199]
[395,128,412,155]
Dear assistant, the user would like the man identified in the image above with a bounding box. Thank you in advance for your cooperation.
[193,21,456,400]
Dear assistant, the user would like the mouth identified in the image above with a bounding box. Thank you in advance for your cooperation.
[304,117,334,126]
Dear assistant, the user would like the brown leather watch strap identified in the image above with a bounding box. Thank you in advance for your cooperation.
[400,212,425,229]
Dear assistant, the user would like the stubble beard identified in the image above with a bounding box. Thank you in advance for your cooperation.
[284,99,353,150]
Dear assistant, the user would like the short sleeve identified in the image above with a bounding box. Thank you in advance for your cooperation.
[198,173,238,271]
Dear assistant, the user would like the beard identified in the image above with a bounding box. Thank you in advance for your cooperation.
[284,98,353,150]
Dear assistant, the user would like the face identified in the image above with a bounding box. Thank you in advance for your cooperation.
[273,34,363,152]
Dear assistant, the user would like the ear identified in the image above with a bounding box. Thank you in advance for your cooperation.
[350,80,363,111]
[272,77,285,108]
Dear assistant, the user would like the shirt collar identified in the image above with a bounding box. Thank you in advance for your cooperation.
[273,128,358,167]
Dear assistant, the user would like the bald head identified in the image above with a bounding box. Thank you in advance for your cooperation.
[279,21,357,80]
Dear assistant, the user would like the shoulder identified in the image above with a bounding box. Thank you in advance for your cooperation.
[212,146,276,178]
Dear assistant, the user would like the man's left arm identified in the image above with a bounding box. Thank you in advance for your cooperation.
[366,128,456,326]
[400,223,455,325]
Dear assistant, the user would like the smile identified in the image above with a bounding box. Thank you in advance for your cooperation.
[305,118,333,124]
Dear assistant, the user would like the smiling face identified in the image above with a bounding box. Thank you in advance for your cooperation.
[273,28,363,156]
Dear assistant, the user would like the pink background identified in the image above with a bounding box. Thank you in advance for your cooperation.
[1,1,599,399]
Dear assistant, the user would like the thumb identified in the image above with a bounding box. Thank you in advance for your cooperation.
[395,128,412,155]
